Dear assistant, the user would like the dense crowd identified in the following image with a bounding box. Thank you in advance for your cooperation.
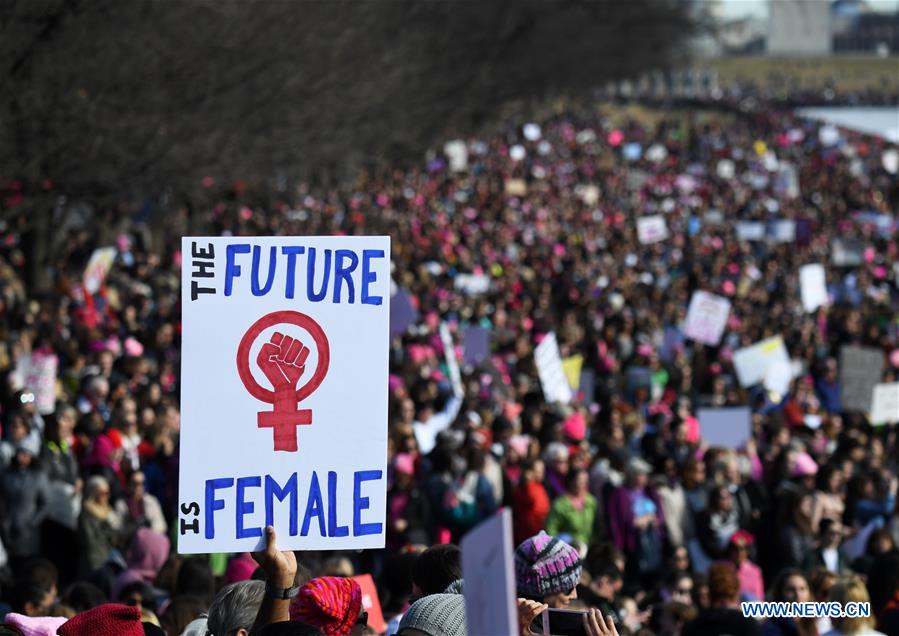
[0,90,897,636]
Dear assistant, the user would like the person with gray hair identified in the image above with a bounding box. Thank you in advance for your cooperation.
[206,580,266,636]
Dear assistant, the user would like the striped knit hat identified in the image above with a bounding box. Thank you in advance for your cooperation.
[514,531,582,598]
[289,576,363,636]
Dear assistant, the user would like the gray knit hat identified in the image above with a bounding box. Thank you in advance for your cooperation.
[514,531,582,598]
[397,582,466,636]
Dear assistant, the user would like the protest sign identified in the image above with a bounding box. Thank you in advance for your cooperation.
[767,219,796,243]
[839,345,884,413]
[389,286,418,337]
[461,509,517,636]
[637,215,669,244]
[534,332,573,404]
[504,178,528,197]
[735,222,765,242]
[439,323,464,398]
[869,382,899,426]
[454,273,490,296]
[83,247,117,294]
[831,239,866,267]
[443,140,468,173]
[463,325,490,367]
[12,351,58,415]
[698,407,752,450]
[682,291,731,346]
[353,574,387,634]
[733,336,791,388]
[799,264,828,313]
[179,236,390,554]
[562,355,583,391]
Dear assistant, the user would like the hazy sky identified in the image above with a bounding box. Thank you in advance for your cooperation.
[719,0,899,20]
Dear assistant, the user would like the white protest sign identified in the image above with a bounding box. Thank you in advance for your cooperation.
[840,346,885,413]
[454,273,490,296]
[534,332,573,404]
[461,509,517,636]
[12,351,59,415]
[439,323,464,399]
[733,336,790,388]
[768,219,796,243]
[637,215,669,244]
[179,236,390,554]
[799,264,828,313]
[735,222,766,242]
[83,247,117,294]
[716,159,735,180]
[870,383,899,426]
[444,140,468,173]
[682,291,731,346]
[698,407,752,450]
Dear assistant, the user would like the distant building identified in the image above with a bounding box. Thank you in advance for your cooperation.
[767,0,833,55]
[833,1,899,53]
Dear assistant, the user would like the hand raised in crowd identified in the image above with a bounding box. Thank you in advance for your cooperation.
[252,525,297,588]
[517,597,548,636]
[583,607,619,636]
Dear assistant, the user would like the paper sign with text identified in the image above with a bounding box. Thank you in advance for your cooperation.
[637,215,669,244]
[461,509,517,636]
[839,345,884,413]
[535,332,573,404]
[682,291,731,346]
[84,247,117,294]
[733,336,791,388]
[869,383,899,426]
[179,236,390,554]
[799,264,828,313]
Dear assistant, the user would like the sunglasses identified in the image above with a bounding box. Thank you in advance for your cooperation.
[356,611,369,627]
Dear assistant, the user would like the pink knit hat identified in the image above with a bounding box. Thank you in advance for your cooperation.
[3,613,67,636]
[792,452,818,477]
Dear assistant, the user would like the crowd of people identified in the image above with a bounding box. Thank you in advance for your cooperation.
[0,86,897,636]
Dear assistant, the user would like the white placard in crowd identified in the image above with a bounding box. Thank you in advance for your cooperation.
[179,236,390,554]
[735,222,766,242]
[682,291,731,346]
[12,351,59,415]
[840,345,885,413]
[439,322,464,399]
[698,407,752,450]
[444,140,468,173]
[768,219,796,243]
[534,332,573,404]
[799,264,828,313]
[637,215,669,244]
[869,382,899,426]
[454,273,490,296]
[461,509,517,636]
[83,246,117,294]
[733,336,791,388]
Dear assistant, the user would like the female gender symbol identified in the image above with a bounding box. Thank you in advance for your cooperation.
[236,310,330,452]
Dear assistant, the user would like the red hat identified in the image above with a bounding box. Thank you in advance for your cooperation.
[289,576,363,636]
[58,604,143,636]
[729,529,756,548]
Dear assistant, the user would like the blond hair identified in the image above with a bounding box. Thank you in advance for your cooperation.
[828,576,873,634]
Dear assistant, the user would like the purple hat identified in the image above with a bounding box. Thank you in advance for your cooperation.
[514,531,582,598]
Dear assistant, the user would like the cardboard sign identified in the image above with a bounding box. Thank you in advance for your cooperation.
[178,236,390,554]
[353,574,387,634]
[698,407,752,450]
[439,323,464,398]
[733,336,790,388]
[682,291,731,346]
[839,346,884,413]
[83,247,117,294]
[562,355,583,391]
[799,264,828,313]
[461,509,517,636]
[534,332,573,404]
[869,382,899,426]
[637,215,669,244]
